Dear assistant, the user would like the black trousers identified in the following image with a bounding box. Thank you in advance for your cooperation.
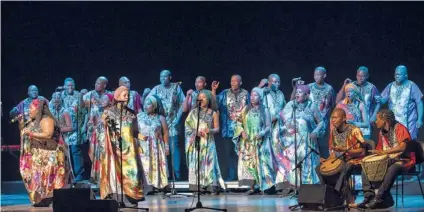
[315,162,360,202]
[362,162,404,200]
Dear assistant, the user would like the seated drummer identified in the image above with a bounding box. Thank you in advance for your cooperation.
[353,109,415,209]
[315,108,366,204]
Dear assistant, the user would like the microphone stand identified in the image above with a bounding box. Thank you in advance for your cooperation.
[115,102,149,211]
[185,102,226,212]
[288,143,320,211]
[290,82,299,199]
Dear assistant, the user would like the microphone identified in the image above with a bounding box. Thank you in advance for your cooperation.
[10,112,28,123]
[175,81,182,86]
[56,86,65,91]
[292,77,302,81]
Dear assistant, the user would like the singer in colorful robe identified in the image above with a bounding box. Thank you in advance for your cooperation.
[212,74,250,181]
[275,84,324,190]
[258,74,286,173]
[232,87,275,194]
[185,90,226,194]
[290,67,335,157]
[100,86,144,204]
[377,65,423,140]
[137,95,169,190]
[353,109,415,209]
[20,99,68,207]
[147,70,185,180]
[10,85,49,123]
[315,108,365,204]
[118,76,142,114]
[336,83,370,139]
[82,76,111,184]
[50,92,83,182]
[336,66,381,125]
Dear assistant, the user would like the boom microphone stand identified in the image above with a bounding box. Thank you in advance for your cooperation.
[185,102,226,212]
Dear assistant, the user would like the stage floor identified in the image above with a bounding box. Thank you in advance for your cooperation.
[2,193,424,212]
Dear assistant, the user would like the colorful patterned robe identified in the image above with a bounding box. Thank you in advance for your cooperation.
[19,121,68,204]
[185,108,226,191]
[336,100,370,137]
[352,81,380,121]
[137,112,169,189]
[275,100,323,189]
[216,89,250,138]
[381,80,423,139]
[100,106,144,200]
[147,83,185,137]
[60,91,82,145]
[83,90,109,183]
[11,96,48,121]
[262,89,286,174]
[308,82,335,123]
[232,106,275,191]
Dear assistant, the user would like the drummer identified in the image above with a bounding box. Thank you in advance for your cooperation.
[315,108,366,204]
[353,109,415,209]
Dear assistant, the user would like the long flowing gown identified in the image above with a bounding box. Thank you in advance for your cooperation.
[232,106,275,191]
[19,121,68,205]
[137,112,169,190]
[100,106,144,201]
[185,108,226,191]
[275,100,322,188]
[83,90,109,183]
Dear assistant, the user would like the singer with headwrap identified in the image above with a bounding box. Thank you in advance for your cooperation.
[100,86,145,205]
[274,84,324,191]
[185,89,226,194]
[336,83,370,139]
[232,87,275,195]
[20,99,68,207]
[137,95,169,191]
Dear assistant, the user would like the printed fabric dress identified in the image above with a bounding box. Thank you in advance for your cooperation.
[232,106,275,191]
[275,100,322,189]
[137,112,169,190]
[100,106,144,201]
[19,121,68,205]
[185,108,226,191]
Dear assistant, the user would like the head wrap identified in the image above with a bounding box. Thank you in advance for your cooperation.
[145,95,158,111]
[251,87,264,100]
[114,86,129,101]
[344,83,359,94]
[296,84,310,94]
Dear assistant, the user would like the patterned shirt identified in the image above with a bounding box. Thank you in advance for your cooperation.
[329,124,366,165]
[148,83,185,136]
[308,82,335,121]
[216,89,250,138]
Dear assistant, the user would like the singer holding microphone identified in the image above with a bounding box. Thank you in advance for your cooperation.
[315,108,366,206]
[20,99,68,207]
[100,86,144,206]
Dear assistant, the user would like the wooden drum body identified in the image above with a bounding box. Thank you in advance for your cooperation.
[361,154,389,182]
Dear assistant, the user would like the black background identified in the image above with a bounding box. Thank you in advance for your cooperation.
[2,2,424,181]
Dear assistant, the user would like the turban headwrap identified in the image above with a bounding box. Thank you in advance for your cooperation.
[145,95,158,111]
[296,84,310,94]
[252,87,264,100]
[344,83,359,94]
[114,86,129,101]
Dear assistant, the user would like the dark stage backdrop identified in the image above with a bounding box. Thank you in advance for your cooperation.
[2,2,424,181]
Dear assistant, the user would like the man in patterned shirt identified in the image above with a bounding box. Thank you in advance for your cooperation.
[147,70,185,180]
[212,74,250,181]
[377,65,423,140]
